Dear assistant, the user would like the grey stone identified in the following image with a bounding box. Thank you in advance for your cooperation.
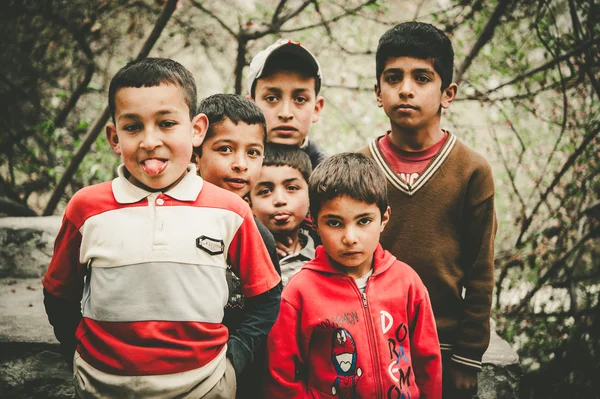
[0,345,75,399]
[0,278,57,344]
[0,216,61,278]
[477,329,521,398]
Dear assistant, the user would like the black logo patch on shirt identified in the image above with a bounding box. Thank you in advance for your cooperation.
[196,236,225,255]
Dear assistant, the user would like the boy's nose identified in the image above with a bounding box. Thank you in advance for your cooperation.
[140,129,163,150]
[278,100,293,120]
[231,154,248,172]
[398,79,415,98]
[273,189,287,206]
[342,228,358,245]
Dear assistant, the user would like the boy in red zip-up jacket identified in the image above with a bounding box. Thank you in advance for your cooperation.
[265,153,441,398]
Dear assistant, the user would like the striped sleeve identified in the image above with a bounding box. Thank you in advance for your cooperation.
[42,214,85,300]
[228,207,280,297]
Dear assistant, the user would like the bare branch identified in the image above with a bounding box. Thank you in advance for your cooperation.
[311,0,332,37]
[35,8,94,61]
[0,197,38,217]
[412,0,426,21]
[487,122,526,214]
[455,0,514,84]
[527,4,569,203]
[458,72,583,103]
[54,63,95,129]
[496,106,526,166]
[276,0,312,26]
[551,269,600,289]
[190,1,237,38]
[309,0,372,57]
[0,73,50,119]
[323,84,373,92]
[516,123,599,246]
[508,227,599,317]
[279,0,377,34]
[443,0,484,34]
[44,0,180,216]
[469,36,600,99]
[271,0,289,25]
[234,37,248,95]
[568,0,600,100]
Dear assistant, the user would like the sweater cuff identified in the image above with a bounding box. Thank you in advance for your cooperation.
[450,352,483,371]
[226,336,252,377]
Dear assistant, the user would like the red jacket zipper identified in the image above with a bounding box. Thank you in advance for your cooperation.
[353,277,383,398]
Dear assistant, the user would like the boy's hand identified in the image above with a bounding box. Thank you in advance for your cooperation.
[275,237,294,258]
[449,365,478,398]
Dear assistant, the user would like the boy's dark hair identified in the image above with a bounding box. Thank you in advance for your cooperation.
[262,143,312,183]
[376,22,454,91]
[199,93,267,141]
[194,94,267,157]
[309,153,388,220]
[108,58,197,122]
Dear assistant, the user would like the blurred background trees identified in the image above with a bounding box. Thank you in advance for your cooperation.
[1,0,598,397]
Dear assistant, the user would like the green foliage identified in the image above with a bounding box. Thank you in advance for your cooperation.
[459,1,599,397]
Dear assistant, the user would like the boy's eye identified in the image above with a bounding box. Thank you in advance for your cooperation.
[385,75,401,84]
[159,120,177,128]
[358,218,372,226]
[124,123,142,132]
[286,185,300,191]
[216,146,233,153]
[295,97,308,104]
[256,188,271,196]
[416,75,430,83]
[326,220,342,228]
[264,95,279,103]
[248,148,262,157]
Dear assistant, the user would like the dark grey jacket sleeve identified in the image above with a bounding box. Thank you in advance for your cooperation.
[226,217,282,377]
[43,288,82,370]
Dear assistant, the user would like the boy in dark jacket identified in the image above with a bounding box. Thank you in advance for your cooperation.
[194,93,282,399]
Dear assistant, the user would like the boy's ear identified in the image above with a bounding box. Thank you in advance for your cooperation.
[191,113,209,148]
[311,96,325,123]
[441,83,458,109]
[380,206,391,232]
[374,84,383,108]
[246,94,255,102]
[106,124,121,156]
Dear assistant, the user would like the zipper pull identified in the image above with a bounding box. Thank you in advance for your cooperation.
[362,292,367,308]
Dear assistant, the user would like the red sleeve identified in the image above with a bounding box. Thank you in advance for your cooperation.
[228,208,280,297]
[409,284,442,398]
[42,215,85,300]
[265,298,308,398]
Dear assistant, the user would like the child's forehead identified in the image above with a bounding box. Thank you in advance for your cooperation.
[115,83,189,114]
[211,118,265,141]
[260,164,306,181]
[319,196,379,214]
[382,56,437,74]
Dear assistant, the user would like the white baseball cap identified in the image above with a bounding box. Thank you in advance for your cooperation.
[247,39,322,96]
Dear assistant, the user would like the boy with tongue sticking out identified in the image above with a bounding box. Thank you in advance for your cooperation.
[42,58,280,398]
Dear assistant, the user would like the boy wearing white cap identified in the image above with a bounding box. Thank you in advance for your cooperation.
[247,39,327,169]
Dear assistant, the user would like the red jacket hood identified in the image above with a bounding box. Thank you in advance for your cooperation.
[302,243,397,276]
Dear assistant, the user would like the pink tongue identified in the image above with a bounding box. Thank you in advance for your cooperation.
[274,214,289,221]
[143,159,166,176]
